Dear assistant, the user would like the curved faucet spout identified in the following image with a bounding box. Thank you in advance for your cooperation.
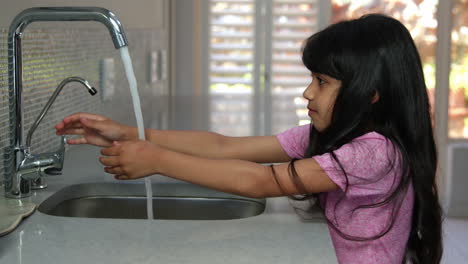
[9,7,128,48]
[25,77,97,149]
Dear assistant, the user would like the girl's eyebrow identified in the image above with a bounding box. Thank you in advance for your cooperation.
[314,72,328,80]
[311,72,323,78]
[311,71,324,76]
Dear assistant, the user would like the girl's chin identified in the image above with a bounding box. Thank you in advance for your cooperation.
[312,122,326,132]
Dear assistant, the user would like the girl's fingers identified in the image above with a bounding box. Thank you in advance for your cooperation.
[56,128,86,136]
[114,175,129,180]
[54,121,65,130]
[68,123,86,129]
[99,156,120,166]
[101,145,120,156]
[63,113,106,123]
[59,113,105,128]
[62,115,84,125]
[56,120,87,134]
[66,137,88,145]
[55,121,79,131]
[104,166,124,175]
[80,118,98,130]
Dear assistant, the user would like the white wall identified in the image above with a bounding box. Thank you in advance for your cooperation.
[171,0,210,131]
[446,144,468,216]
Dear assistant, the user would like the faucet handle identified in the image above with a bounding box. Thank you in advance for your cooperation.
[29,136,66,190]
[17,167,42,181]
[27,136,66,177]
[47,135,66,174]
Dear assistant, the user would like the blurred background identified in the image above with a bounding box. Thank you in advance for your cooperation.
[173,0,466,140]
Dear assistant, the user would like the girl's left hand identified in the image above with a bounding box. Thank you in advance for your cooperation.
[100,140,162,180]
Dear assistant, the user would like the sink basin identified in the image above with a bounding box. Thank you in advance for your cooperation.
[38,182,265,220]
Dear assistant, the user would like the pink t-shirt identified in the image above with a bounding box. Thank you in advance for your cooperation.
[277,125,414,264]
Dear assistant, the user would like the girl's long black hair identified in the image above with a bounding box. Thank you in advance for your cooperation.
[285,14,443,263]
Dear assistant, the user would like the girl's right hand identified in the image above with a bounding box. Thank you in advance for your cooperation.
[55,112,137,147]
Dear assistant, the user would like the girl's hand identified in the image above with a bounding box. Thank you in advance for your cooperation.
[55,112,137,147]
[99,141,162,180]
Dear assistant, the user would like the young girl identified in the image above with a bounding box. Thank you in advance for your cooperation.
[55,14,443,264]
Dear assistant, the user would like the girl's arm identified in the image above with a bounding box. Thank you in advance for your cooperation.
[56,113,291,163]
[145,130,291,163]
[100,141,338,198]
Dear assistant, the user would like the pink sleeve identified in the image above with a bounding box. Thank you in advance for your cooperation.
[312,134,401,195]
[276,125,310,159]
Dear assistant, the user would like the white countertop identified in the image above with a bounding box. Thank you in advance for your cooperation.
[0,145,337,264]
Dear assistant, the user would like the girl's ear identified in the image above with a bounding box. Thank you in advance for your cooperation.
[371,91,380,104]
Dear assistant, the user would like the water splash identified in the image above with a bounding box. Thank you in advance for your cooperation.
[120,46,154,220]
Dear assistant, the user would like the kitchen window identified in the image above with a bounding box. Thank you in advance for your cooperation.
[448,0,468,138]
[204,0,466,141]
[208,0,325,136]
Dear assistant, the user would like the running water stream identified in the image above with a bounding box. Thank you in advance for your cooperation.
[120,47,154,220]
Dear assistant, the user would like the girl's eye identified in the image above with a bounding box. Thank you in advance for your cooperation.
[317,77,326,85]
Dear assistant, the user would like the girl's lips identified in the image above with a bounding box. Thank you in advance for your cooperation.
[308,109,317,117]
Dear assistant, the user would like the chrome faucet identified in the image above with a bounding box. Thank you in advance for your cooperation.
[26,77,97,190]
[5,7,128,198]
[6,77,97,197]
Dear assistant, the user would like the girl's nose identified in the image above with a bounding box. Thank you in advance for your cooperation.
[303,82,314,100]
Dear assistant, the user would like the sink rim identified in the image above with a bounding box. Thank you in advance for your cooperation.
[38,181,265,201]
[38,182,266,220]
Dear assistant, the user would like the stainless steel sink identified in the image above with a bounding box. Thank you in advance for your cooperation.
[38,182,266,220]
